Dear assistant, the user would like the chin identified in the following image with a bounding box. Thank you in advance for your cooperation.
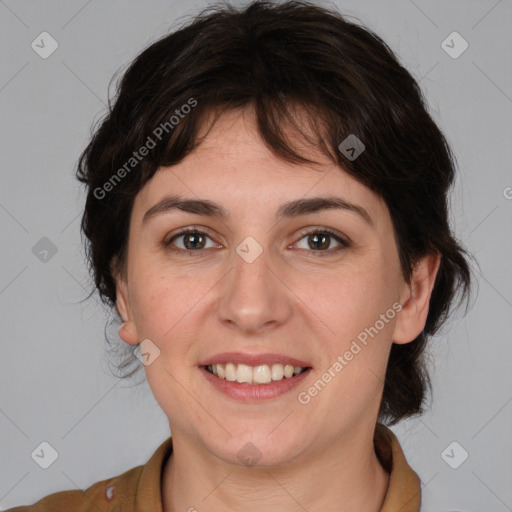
[204,428,306,468]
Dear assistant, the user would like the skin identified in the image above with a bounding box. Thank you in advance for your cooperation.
[115,107,440,512]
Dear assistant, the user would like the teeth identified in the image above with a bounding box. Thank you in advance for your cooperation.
[225,362,237,382]
[253,365,272,384]
[271,364,284,381]
[236,364,253,384]
[284,364,295,378]
[206,363,307,385]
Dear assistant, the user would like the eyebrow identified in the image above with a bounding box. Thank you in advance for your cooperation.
[142,195,373,226]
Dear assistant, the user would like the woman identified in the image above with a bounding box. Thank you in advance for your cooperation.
[7,1,472,510]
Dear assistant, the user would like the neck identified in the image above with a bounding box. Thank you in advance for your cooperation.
[162,425,390,512]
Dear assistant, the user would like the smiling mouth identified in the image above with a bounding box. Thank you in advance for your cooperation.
[203,363,311,385]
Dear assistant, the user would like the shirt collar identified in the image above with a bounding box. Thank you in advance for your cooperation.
[133,423,420,511]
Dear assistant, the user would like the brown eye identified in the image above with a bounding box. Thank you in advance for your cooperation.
[181,231,206,250]
[166,228,217,253]
[294,228,350,255]
[306,233,330,250]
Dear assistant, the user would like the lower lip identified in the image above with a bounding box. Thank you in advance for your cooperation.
[200,366,312,401]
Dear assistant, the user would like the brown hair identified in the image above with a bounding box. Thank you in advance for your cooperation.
[76,0,473,425]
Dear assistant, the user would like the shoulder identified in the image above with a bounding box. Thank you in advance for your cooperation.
[4,436,173,512]
[3,464,144,511]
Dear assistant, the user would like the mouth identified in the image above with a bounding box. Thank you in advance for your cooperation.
[203,362,311,385]
[198,352,313,401]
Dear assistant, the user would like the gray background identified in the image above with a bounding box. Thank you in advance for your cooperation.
[1,0,511,510]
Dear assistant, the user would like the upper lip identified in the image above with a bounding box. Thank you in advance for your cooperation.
[199,352,312,368]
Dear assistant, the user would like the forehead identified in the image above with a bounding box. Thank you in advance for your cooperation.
[132,107,388,223]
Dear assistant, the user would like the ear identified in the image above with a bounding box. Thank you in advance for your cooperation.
[392,251,441,344]
[115,272,139,346]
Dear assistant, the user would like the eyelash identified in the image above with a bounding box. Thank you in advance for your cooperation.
[164,226,350,257]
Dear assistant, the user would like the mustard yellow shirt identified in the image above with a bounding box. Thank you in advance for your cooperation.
[5,423,420,511]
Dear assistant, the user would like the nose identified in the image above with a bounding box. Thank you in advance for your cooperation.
[216,238,293,334]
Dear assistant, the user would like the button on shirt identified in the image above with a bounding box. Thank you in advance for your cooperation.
[5,423,421,511]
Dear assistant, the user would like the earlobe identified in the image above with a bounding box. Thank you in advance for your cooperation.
[115,278,139,346]
[392,251,441,345]
[118,321,139,345]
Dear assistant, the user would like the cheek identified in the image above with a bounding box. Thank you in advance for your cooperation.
[129,266,214,349]
[126,232,191,321]
[131,276,170,335]
[304,264,395,333]
[301,262,399,386]
[132,272,204,400]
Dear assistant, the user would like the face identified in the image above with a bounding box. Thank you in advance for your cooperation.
[116,107,438,466]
